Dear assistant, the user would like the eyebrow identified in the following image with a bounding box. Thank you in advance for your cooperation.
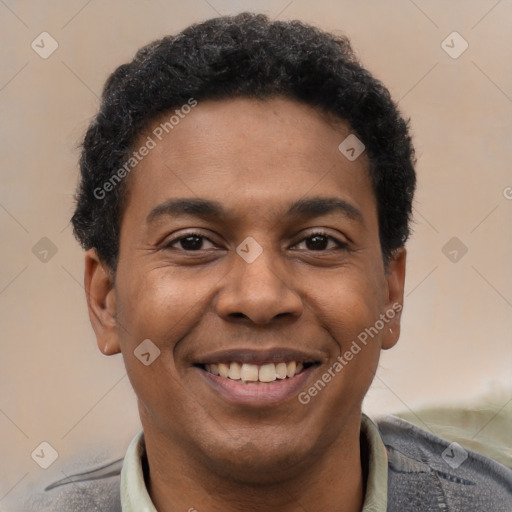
[147,198,225,223]
[287,197,363,223]
[146,196,363,224]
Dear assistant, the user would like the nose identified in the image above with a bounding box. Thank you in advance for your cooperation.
[215,248,303,325]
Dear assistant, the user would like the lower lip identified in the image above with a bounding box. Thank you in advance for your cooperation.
[197,366,317,406]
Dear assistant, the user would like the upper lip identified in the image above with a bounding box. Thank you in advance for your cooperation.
[194,347,328,366]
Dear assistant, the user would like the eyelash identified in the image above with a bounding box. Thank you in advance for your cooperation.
[163,231,349,251]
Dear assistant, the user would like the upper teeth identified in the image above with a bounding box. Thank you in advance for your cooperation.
[205,361,305,383]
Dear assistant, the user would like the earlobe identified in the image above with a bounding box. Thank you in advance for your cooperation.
[84,249,121,356]
[381,248,406,350]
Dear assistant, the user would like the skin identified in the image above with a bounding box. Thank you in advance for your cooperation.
[85,97,406,512]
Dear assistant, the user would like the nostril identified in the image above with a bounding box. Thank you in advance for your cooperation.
[230,312,248,319]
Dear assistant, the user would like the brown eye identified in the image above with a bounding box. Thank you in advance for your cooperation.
[178,235,204,250]
[305,235,329,251]
[291,231,349,252]
[164,232,217,251]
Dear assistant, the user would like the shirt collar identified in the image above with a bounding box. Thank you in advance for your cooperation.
[121,430,157,512]
[360,413,388,511]
[121,414,388,511]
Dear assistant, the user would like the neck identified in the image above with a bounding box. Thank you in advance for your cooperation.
[143,415,366,512]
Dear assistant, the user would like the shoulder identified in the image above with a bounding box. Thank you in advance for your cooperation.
[8,459,123,512]
[374,415,512,511]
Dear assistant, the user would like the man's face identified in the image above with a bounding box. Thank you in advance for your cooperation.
[87,97,405,480]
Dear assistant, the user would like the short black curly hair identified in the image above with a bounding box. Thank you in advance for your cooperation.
[71,12,416,270]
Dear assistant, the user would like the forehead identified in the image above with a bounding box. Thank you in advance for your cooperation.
[122,97,376,226]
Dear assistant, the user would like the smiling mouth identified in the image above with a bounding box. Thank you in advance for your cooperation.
[196,361,317,384]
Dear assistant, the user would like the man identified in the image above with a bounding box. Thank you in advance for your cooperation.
[33,12,512,511]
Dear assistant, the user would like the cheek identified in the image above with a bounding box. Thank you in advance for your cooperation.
[113,267,210,430]
[116,266,211,346]
[306,283,384,415]
[302,265,386,399]
[306,266,386,347]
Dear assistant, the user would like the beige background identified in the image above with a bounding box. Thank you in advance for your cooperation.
[1,0,511,505]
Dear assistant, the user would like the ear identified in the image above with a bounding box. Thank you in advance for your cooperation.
[84,248,121,356]
[381,247,406,350]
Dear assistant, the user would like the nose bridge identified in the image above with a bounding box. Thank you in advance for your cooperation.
[236,245,283,292]
[216,242,303,324]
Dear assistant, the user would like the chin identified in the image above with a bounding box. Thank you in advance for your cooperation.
[198,431,316,484]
